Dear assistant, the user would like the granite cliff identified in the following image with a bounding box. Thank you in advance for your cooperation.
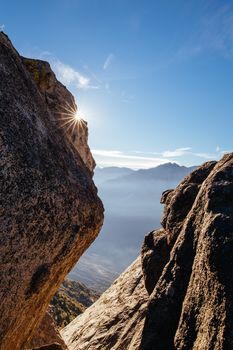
[62,154,233,350]
[0,32,103,350]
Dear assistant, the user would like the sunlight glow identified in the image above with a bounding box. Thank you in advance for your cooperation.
[74,110,81,121]
[56,100,85,135]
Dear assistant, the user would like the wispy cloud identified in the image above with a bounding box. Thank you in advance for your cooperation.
[161,147,192,158]
[38,51,99,90]
[103,53,114,70]
[193,152,216,159]
[92,150,123,158]
[158,147,219,160]
[0,24,5,31]
[52,59,99,90]
[39,51,135,99]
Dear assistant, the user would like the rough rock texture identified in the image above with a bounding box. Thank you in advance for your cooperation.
[62,154,233,349]
[61,257,148,350]
[0,32,103,350]
[140,155,233,349]
[141,160,216,296]
[28,310,67,349]
[21,57,95,173]
[141,228,169,295]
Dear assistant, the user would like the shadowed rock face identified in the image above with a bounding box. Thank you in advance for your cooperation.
[27,310,67,350]
[29,344,63,350]
[141,160,216,296]
[0,32,103,350]
[62,154,233,350]
[141,155,233,349]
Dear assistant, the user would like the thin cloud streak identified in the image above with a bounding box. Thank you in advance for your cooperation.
[0,24,5,31]
[158,147,219,160]
[53,60,99,90]
[193,152,216,159]
[162,147,192,157]
[39,51,134,99]
[103,53,114,70]
[39,52,99,90]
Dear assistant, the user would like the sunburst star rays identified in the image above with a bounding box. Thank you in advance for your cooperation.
[55,101,86,136]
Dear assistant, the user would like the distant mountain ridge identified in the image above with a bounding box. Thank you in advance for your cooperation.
[94,166,134,185]
[98,163,197,185]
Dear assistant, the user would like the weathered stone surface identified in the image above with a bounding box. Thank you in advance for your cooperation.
[160,160,216,246]
[141,161,216,295]
[0,32,103,350]
[61,257,148,350]
[141,229,169,295]
[27,310,67,349]
[63,154,233,349]
[140,154,233,349]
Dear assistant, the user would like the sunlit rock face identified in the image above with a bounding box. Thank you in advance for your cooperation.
[62,257,148,350]
[0,32,103,350]
[62,154,233,350]
[22,57,95,173]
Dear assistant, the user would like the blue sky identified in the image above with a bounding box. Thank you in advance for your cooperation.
[2,0,233,168]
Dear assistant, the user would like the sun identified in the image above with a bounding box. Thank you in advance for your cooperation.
[74,110,81,121]
[56,100,85,135]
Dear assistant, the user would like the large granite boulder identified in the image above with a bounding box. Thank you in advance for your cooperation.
[0,32,103,350]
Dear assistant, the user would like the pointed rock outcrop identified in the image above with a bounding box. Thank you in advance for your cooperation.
[0,32,103,350]
[21,57,95,173]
